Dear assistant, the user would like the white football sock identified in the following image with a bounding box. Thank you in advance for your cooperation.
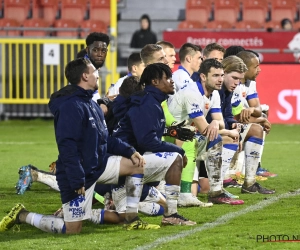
[244,137,263,187]
[125,174,144,214]
[221,144,238,180]
[26,213,66,233]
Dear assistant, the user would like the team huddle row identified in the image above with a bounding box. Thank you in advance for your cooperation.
[0,32,275,234]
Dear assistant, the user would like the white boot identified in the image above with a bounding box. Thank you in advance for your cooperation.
[178,193,213,207]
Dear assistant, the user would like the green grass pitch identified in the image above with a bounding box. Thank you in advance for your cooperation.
[0,120,300,249]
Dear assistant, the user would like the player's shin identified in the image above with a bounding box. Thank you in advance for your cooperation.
[244,137,263,187]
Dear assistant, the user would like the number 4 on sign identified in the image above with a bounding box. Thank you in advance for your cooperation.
[49,49,54,57]
[43,44,60,65]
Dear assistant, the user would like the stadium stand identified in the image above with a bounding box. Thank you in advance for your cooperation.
[60,0,87,24]
[236,0,269,29]
[0,18,21,36]
[23,18,49,36]
[185,0,212,24]
[271,0,298,22]
[35,0,60,25]
[54,19,79,37]
[23,18,50,37]
[81,20,107,38]
[235,20,265,30]
[206,20,233,29]
[89,0,111,26]
[4,0,30,24]
[212,0,240,24]
[265,20,282,30]
[178,20,204,29]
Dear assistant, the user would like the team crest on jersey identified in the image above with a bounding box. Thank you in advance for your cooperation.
[242,92,246,98]
[191,103,200,111]
[205,103,209,109]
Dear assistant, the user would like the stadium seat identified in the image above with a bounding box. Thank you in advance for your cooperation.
[213,0,240,24]
[89,0,110,26]
[265,21,282,30]
[80,20,107,38]
[292,21,300,31]
[0,18,21,36]
[235,21,265,30]
[242,0,269,24]
[54,19,79,37]
[178,20,204,29]
[31,0,41,19]
[61,0,88,24]
[23,19,50,37]
[271,0,297,22]
[206,20,233,29]
[38,0,60,24]
[4,0,30,24]
[185,0,212,24]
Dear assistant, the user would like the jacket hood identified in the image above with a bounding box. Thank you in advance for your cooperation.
[48,85,94,116]
[140,14,152,31]
[112,95,131,121]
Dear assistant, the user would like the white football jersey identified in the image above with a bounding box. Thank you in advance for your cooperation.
[168,81,221,124]
[172,66,194,93]
[232,80,258,109]
[107,75,129,96]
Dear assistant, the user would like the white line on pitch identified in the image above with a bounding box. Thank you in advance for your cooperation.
[135,189,300,250]
[265,141,300,144]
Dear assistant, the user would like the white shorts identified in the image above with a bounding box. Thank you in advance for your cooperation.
[62,183,96,222]
[96,155,121,184]
[142,152,180,183]
[62,156,122,222]
[195,134,209,161]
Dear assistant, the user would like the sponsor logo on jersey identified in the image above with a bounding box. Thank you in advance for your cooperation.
[155,152,174,159]
[181,84,188,90]
[69,195,86,218]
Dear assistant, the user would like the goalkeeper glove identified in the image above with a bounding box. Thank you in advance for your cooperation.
[163,120,196,141]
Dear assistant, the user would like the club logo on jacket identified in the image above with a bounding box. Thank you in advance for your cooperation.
[89,117,96,128]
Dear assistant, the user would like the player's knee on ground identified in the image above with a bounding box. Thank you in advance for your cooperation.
[65,221,83,234]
